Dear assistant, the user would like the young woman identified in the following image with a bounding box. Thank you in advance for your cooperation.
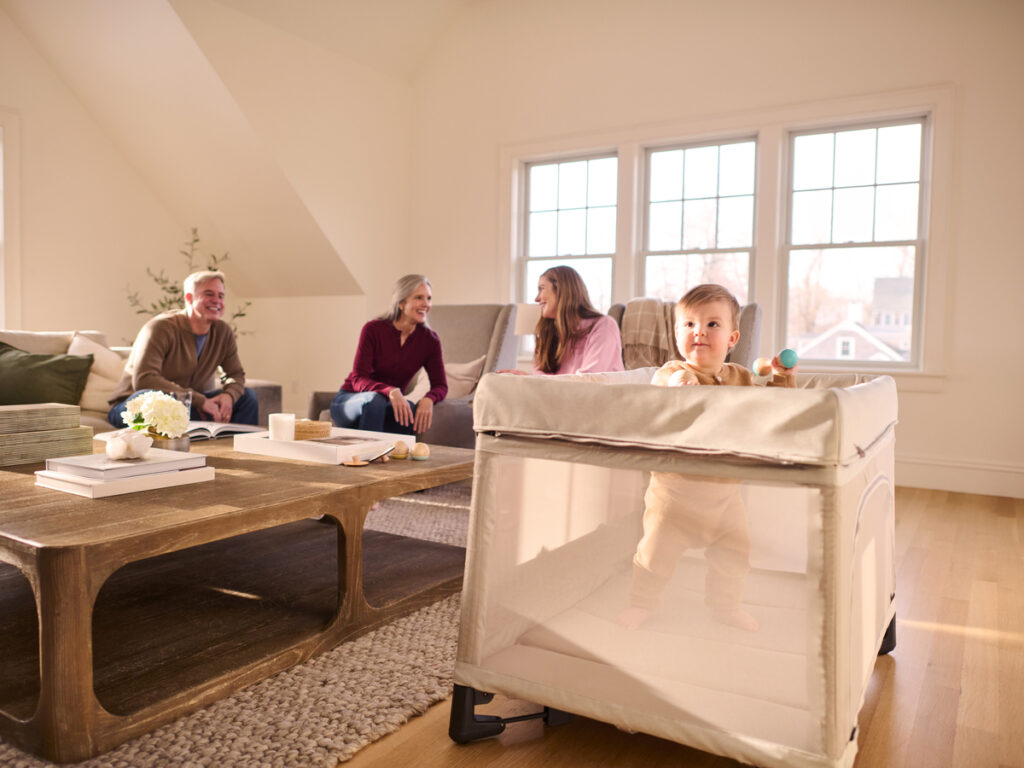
[504,265,624,376]
[330,274,447,434]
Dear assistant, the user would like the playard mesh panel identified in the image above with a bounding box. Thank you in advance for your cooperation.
[455,371,897,768]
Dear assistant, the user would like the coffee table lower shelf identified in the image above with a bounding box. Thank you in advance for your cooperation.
[0,519,465,760]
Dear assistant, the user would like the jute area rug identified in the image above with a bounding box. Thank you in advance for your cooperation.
[0,483,472,768]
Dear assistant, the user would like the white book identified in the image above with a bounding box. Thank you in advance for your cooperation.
[46,447,206,480]
[34,466,216,498]
[233,427,412,465]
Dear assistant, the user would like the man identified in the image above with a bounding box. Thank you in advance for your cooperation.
[108,270,258,427]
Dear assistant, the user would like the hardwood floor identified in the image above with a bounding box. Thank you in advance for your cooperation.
[346,487,1024,768]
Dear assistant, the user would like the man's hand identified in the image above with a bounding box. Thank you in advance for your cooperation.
[413,397,434,434]
[388,388,414,428]
[201,393,234,423]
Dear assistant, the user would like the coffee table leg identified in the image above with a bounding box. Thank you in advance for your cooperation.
[34,547,104,763]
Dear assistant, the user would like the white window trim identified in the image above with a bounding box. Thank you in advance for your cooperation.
[0,107,22,328]
[498,84,953,390]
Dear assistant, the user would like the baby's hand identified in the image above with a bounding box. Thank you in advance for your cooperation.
[770,354,798,374]
[667,369,698,387]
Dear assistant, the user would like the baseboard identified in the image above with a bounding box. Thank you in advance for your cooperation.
[897,453,1024,499]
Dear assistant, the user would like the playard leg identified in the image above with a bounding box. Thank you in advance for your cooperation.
[878,613,897,656]
[450,684,505,743]
[449,684,574,744]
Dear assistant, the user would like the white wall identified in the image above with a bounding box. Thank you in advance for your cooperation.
[1,1,415,415]
[169,0,415,412]
[410,0,1024,497]
[0,7,183,339]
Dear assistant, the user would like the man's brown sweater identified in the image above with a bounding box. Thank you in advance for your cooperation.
[110,310,246,409]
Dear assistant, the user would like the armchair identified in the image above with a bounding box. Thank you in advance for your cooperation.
[308,304,517,449]
[608,298,762,370]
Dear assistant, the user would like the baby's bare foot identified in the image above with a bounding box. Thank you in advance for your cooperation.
[617,606,652,630]
[712,608,759,632]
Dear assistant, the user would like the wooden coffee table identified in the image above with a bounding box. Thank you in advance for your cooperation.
[0,441,474,763]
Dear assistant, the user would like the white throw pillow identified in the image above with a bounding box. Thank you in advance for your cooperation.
[68,332,127,411]
[79,373,122,412]
[68,332,126,380]
[406,354,487,401]
[445,354,487,399]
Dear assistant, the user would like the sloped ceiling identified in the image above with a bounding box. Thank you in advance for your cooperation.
[213,0,476,82]
[0,0,467,298]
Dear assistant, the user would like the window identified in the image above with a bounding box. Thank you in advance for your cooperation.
[644,139,755,304]
[523,155,617,311]
[837,337,854,359]
[503,87,948,376]
[784,119,924,365]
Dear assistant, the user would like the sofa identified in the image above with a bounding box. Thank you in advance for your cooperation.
[308,304,518,450]
[0,329,282,431]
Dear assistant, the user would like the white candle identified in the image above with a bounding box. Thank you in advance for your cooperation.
[268,412,296,441]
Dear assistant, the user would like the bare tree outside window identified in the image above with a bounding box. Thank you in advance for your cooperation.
[644,140,755,303]
[523,156,618,311]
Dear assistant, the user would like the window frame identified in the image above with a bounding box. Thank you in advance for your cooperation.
[518,151,620,312]
[780,115,930,370]
[641,135,759,305]
[498,86,952,388]
[0,108,22,328]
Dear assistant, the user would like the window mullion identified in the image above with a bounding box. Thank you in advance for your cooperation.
[613,143,638,303]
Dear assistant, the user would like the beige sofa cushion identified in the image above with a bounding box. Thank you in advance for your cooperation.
[68,333,127,413]
[407,354,487,401]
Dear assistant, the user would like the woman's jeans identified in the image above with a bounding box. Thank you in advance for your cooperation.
[329,390,414,435]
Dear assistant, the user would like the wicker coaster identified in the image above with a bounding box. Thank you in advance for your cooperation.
[294,419,332,440]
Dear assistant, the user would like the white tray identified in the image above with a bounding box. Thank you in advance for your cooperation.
[233,427,415,465]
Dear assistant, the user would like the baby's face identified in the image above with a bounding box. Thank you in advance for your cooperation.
[676,299,740,375]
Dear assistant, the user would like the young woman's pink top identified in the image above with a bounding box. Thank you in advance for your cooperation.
[533,315,624,376]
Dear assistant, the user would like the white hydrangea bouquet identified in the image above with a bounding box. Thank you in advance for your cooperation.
[123,391,190,437]
[107,391,190,459]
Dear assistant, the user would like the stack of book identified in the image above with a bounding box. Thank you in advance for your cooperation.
[0,403,94,467]
[34,448,215,498]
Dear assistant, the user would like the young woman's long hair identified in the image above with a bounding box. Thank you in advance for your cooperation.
[534,266,602,373]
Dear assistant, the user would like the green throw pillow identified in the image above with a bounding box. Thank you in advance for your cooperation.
[0,341,94,406]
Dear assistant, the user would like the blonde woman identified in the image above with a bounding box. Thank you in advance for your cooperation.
[330,274,447,434]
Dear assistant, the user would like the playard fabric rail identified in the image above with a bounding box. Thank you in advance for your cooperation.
[473,369,897,469]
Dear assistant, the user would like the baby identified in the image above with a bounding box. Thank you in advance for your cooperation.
[619,284,796,632]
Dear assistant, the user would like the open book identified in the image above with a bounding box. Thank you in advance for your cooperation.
[184,421,265,440]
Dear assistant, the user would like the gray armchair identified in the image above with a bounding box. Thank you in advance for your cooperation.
[308,304,518,449]
[609,298,762,370]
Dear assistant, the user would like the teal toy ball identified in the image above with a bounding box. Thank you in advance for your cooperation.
[779,348,798,369]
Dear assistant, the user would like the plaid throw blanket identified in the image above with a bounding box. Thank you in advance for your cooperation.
[620,298,680,369]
